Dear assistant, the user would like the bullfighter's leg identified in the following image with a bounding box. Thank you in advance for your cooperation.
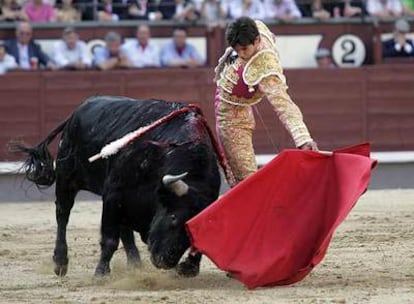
[215,101,257,184]
[95,191,122,276]
[53,179,77,277]
[120,225,141,268]
[176,249,202,277]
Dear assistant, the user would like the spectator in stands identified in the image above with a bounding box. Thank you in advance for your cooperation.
[127,0,149,19]
[311,0,331,19]
[200,0,226,30]
[192,0,204,15]
[220,0,237,19]
[310,0,364,18]
[55,0,81,22]
[23,0,56,22]
[0,0,28,22]
[263,0,302,22]
[343,0,364,17]
[52,27,92,70]
[5,21,55,70]
[158,0,198,21]
[226,0,265,19]
[98,0,120,21]
[113,0,130,19]
[0,41,17,74]
[383,18,414,57]
[315,47,336,68]
[121,24,160,67]
[366,0,403,18]
[74,0,94,20]
[160,26,204,67]
[93,31,132,70]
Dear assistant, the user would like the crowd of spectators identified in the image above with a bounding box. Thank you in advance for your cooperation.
[1,1,413,74]
[0,21,205,73]
[1,0,414,24]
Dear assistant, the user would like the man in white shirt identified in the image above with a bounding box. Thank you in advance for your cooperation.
[0,42,18,74]
[263,0,302,21]
[53,27,92,70]
[121,24,161,68]
[221,0,265,20]
[366,0,403,18]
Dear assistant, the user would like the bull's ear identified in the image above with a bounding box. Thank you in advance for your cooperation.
[162,172,189,197]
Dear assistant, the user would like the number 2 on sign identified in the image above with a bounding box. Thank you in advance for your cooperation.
[332,34,366,67]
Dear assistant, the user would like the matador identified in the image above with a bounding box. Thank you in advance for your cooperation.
[214,17,318,186]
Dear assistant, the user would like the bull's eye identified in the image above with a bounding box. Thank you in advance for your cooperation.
[170,214,178,226]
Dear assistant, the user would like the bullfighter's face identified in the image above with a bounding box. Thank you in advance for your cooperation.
[147,174,195,269]
[234,36,260,61]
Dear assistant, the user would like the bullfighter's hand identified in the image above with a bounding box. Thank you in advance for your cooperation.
[299,141,318,151]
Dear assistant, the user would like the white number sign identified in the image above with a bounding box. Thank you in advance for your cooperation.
[332,34,366,67]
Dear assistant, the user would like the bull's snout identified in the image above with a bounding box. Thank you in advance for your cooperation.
[150,254,176,270]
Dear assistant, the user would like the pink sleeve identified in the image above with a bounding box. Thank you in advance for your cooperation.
[47,4,57,21]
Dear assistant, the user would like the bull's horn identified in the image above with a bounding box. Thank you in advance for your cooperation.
[162,172,189,196]
[162,172,188,186]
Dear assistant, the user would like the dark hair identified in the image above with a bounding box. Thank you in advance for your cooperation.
[173,26,187,34]
[62,26,76,37]
[226,17,259,48]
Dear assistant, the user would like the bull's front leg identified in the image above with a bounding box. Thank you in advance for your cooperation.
[95,193,121,276]
[120,225,141,268]
[176,249,202,277]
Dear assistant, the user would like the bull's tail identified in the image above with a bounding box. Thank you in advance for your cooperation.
[11,118,69,187]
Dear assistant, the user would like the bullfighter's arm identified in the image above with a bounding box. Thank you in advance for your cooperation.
[259,75,313,148]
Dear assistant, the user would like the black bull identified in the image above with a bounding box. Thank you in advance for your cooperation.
[15,96,222,277]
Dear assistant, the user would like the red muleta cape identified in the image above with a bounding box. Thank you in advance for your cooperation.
[186,143,376,289]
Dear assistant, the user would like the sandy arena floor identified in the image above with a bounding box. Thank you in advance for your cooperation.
[0,189,413,304]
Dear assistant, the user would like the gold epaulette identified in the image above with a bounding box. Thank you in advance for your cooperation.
[255,20,276,49]
[243,50,286,87]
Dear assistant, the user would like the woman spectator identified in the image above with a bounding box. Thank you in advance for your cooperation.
[55,0,81,22]
[0,0,28,22]
[23,0,56,22]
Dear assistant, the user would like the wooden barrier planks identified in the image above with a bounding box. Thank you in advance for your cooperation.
[1,65,413,161]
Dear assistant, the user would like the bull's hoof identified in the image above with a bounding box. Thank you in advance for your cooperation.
[176,259,200,277]
[127,257,142,270]
[53,256,68,277]
[54,264,68,277]
[94,264,111,277]
[126,250,142,269]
